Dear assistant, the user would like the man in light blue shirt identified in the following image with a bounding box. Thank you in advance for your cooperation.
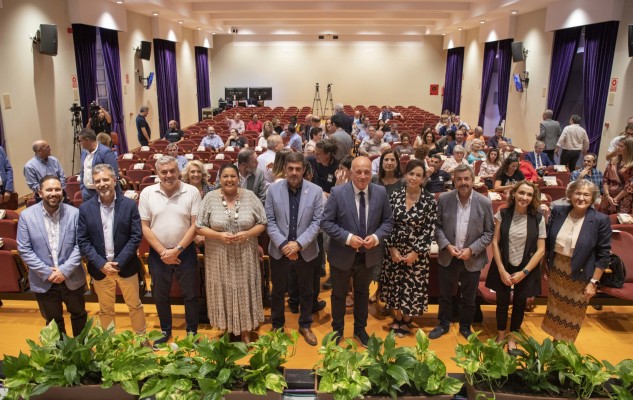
[201,127,224,152]
[166,143,189,171]
[24,140,67,196]
[283,126,303,153]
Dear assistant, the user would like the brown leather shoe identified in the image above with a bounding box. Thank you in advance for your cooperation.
[299,327,317,346]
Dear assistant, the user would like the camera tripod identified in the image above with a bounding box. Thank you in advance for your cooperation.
[70,111,83,175]
[312,83,322,116]
[323,83,334,117]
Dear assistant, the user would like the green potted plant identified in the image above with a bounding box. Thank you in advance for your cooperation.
[315,331,462,400]
[1,319,145,400]
[226,329,298,399]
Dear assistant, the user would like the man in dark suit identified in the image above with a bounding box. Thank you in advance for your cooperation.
[321,156,394,347]
[537,109,562,161]
[525,140,553,176]
[430,164,494,340]
[77,164,147,335]
[237,148,268,204]
[78,128,119,201]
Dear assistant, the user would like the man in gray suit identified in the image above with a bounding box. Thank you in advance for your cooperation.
[237,148,268,204]
[266,152,324,345]
[322,156,394,347]
[430,164,494,340]
[17,175,87,336]
[537,109,562,161]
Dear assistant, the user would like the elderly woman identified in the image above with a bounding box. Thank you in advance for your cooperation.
[440,145,469,174]
[196,164,267,344]
[600,137,633,214]
[542,180,611,342]
[467,139,487,164]
[485,180,545,353]
[181,160,214,199]
[381,160,437,337]
[494,155,524,192]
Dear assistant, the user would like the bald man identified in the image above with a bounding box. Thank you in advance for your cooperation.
[24,140,66,197]
[165,120,184,143]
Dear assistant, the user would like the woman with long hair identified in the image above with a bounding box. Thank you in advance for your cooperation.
[372,149,404,197]
[485,180,545,353]
[479,148,502,189]
[181,160,214,199]
[271,148,292,182]
[258,120,275,149]
[494,155,524,193]
[600,136,633,214]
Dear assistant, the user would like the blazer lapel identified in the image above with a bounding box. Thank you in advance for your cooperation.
[297,182,308,223]
[281,180,290,226]
[344,183,360,232]
[112,197,121,240]
[573,208,595,258]
[35,205,53,257]
[57,206,69,257]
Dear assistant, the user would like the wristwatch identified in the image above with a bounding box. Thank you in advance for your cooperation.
[522,268,530,276]
[176,245,185,253]
[589,278,600,287]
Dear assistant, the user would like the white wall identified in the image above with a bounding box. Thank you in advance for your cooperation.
[209,35,446,114]
[459,27,484,129]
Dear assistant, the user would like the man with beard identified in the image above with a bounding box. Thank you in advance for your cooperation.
[164,120,184,143]
[77,164,147,336]
[430,164,493,340]
[17,175,87,336]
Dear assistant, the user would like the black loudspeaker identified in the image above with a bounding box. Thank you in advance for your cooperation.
[511,41,525,62]
[628,25,633,57]
[139,41,151,60]
[38,24,58,56]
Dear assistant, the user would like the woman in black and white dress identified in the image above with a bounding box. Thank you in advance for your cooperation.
[381,160,438,337]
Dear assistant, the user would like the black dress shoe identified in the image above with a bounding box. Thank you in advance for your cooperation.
[288,303,299,314]
[312,300,326,313]
[354,330,370,348]
[428,325,450,339]
[322,279,332,290]
[459,327,474,340]
[331,330,343,345]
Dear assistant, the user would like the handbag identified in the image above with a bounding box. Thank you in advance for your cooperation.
[600,253,626,288]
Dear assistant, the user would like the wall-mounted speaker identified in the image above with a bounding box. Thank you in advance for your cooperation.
[139,41,151,60]
[511,41,524,62]
[38,24,58,56]
[628,25,633,58]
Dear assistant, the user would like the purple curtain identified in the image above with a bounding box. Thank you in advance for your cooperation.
[195,47,211,122]
[477,41,498,128]
[99,28,128,154]
[584,21,619,154]
[154,39,180,137]
[546,27,581,120]
[496,39,513,125]
[441,47,464,114]
[72,24,97,125]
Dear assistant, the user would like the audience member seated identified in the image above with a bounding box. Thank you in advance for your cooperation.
[166,143,189,171]
[467,139,486,164]
[382,125,399,143]
[226,113,245,133]
[258,120,276,149]
[246,113,263,133]
[237,148,268,204]
[525,140,553,176]
[519,158,539,182]
[283,126,303,153]
[378,105,401,123]
[395,133,414,156]
[359,129,390,157]
[570,153,603,194]
[201,127,224,152]
[97,132,112,148]
[425,154,452,193]
[487,126,510,149]
[446,129,467,156]
[466,126,485,150]
[494,156,524,193]
[599,137,633,215]
[257,134,284,183]
[440,145,468,174]
[478,148,502,189]
[165,120,184,143]
[225,128,248,149]
[453,115,470,131]
[304,127,324,157]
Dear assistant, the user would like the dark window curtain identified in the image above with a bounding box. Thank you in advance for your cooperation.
[583,21,619,154]
[154,39,180,137]
[546,27,582,120]
[477,41,498,128]
[441,47,464,115]
[72,24,97,125]
[195,47,211,122]
[496,39,513,125]
[99,28,128,154]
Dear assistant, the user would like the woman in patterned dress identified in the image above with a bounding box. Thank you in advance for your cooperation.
[599,137,633,214]
[196,164,267,344]
[380,159,438,337]
[542,180,611,342]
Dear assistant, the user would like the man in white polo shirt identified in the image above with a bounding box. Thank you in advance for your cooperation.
[138,156,201,348]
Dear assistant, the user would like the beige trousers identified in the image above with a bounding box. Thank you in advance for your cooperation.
[92,273,147,334]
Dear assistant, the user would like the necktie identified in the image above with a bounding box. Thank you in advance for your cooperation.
[359,191,367,238]
[537,154,541,168]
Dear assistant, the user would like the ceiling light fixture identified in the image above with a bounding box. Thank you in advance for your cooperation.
[116,1,123,4]
[152,12,159,16]
[212,32,216,35]
[458,27,463,31]
[178,20,184,24]
[511,10,518,15]
[480,20,486,24]
[197,27,202,30]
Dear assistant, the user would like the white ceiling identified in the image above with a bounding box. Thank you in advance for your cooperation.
[113,0,562,38]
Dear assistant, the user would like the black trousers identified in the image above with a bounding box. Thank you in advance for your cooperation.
[330,254,372,334]
[560,149,582,172]
[35,283,87,336]
[149,244,199,335]
[288,239,322,309]
[438,258,481,330]
[271,256,315,329]
[495,265,530,332]
[543,149,555,163]
[138,134,149,147]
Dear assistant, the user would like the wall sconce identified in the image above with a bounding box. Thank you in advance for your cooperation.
[521,71,529,89]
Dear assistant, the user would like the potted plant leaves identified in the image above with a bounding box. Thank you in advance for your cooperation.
[315,330,462,399]
[1,319,148,400]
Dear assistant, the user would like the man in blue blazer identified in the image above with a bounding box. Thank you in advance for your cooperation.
[0,145,14,204]
[525,140,553,176]
[17,175,87,336]
[77,164,147,335]
[430,164,494,340]
[266,152,324,345]
[321,156,394,347]
[78,128,119,201]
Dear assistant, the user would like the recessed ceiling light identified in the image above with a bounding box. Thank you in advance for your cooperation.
[212,32,216,35]
[116,1,123,4]
[480,20,486,24]
[197,27,202,30]
[442,33,445,36]
[152,12,159,16]
[511,9,518,15]
[178,20,184,24]
[458,27,463,31]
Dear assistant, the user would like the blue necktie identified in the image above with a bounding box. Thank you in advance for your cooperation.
[359,191,367,238]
